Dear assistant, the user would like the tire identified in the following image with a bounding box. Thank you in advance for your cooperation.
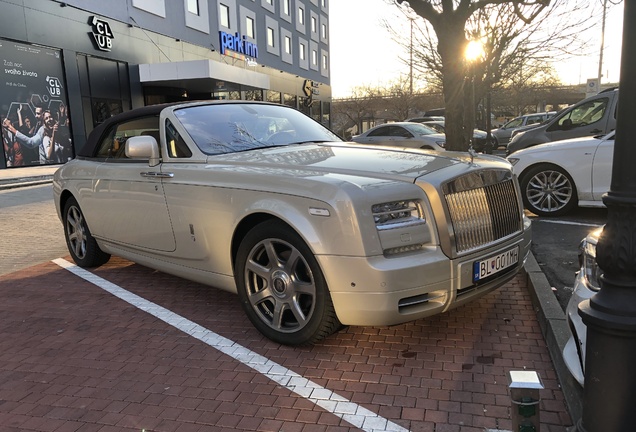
[235,220,341,345]
[63,197,111,267]
[520,164,578,217]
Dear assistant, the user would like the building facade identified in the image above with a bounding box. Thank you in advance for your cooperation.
[0,0,331,169]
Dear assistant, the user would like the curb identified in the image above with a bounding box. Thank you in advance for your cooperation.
[0,176,53,191]
[523,253,583,424]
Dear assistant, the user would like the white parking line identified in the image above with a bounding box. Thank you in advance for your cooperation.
[53,258,410,432]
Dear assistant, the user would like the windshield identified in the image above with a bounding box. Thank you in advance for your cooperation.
[174,103,342,155]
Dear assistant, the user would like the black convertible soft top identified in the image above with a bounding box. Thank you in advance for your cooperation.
[78,103,176,158]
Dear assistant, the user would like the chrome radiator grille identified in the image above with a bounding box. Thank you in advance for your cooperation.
[443,171,522,254]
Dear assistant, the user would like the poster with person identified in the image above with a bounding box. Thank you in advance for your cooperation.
[0,39,73,168]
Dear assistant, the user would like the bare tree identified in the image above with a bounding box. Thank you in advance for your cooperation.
[330,85,381,139]
[387,0,598,151]
[376,75,427,121]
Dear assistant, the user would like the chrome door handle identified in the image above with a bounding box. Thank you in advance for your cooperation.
[140,172,174,178]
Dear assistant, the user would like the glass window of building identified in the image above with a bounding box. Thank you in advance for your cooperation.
[311,16,316,33]
[321,23,327,39]
[266,0,273,4]
[220,4,230,28]
[312,50,317,66]
[284,36,292,54]
[298,7,304,24]
[283,0,290,15]
[244,89,263,101]
[322,54,328,70]
[283,93,297,108]
[246,16,255,38]
[299,43,306,60]
[267,90,281,103]
[267,27,275,47]
[187,0,199,14]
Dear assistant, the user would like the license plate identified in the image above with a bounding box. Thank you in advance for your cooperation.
[473,246,519,282]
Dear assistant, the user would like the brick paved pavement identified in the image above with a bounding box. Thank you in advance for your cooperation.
[0,184,67,276]
[0,255,572,431]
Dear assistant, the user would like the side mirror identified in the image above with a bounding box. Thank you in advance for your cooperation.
[561,118,573,130]
[126,135,161,167]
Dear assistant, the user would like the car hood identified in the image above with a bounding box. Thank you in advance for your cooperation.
[207,141,503,182]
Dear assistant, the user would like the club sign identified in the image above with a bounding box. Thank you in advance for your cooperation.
[89,16,114,52]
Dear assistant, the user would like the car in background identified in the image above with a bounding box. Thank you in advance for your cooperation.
[564,226,603,387]
[351,122,446,151]
[53,100,532,346]
[422,120,493,152]
[507,131,614,216]
[491,112,556,147]
[507,88,618,155]
[405,116,445,123]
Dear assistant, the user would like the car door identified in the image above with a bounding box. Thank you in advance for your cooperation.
[384,125,415,146]
[87,115,176,252]
[496,117,524,144]
[546,96,612,142]
[360,125,393,144]
[591,133,615,201]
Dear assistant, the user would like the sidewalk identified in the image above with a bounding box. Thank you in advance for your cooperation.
[0,164,59,190]
[0,165,583,427]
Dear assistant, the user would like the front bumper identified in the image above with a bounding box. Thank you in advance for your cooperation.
[563,270,594,387]
[319,228,532,327]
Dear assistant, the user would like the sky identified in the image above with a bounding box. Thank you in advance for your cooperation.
[329,0,625,98]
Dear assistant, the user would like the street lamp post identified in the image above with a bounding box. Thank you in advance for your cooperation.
[577,1,636,431]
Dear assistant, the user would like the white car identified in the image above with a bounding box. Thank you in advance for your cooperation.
[351,122,446,151]
[507,131,614,216]
[564,226,603,386]
[53,101,532,345]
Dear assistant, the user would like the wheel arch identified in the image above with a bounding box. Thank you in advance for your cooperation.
[58,189,75,218]
[230,213,307,274]
[518,161,577,191]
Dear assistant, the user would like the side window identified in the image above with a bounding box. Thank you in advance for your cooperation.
[557,98,608,128]
[95,116,160,160]
[166,119,192,158]
[392,126,412,138]
[526,115,542,125]
[368,126,389,137]
[505,117,523,129]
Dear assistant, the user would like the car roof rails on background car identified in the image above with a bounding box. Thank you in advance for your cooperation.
[598,86,618,94]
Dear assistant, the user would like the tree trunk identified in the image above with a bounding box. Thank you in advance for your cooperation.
[436,21,469,151]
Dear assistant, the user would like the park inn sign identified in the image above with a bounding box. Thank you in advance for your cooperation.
[219,31,258,60]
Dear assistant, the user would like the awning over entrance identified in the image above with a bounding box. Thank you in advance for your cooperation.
[138,59,270,94]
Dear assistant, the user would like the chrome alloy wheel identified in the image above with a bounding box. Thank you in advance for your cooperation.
[66,204,88,260]
[244,238,316,333]
[525,169,574,214]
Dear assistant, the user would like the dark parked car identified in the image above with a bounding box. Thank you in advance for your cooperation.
[422,120,493,152]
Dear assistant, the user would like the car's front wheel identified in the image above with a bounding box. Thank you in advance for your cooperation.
[520,164,578,217]
[235,220,340,345]
[63,197,111,267]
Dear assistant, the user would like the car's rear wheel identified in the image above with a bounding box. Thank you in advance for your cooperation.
[520,164,578,217]
[235,220,340,345]
[63,197,111,267]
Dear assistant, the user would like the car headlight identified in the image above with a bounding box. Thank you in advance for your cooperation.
[435,140,446,148]
[372,200,423,227]
[579,238,601,291]
[507,157,520,166]
[372,200,431,256]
